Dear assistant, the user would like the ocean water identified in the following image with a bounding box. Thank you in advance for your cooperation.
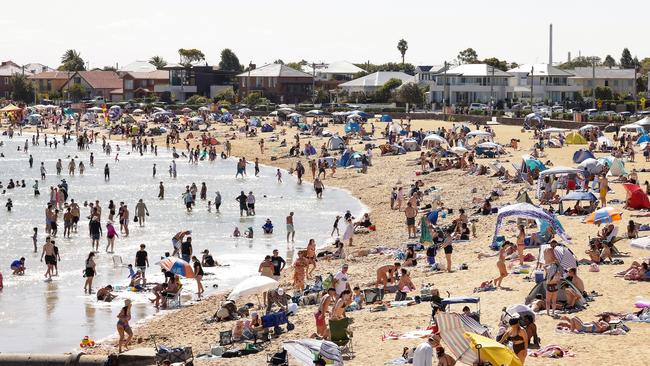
[0,132,364,353]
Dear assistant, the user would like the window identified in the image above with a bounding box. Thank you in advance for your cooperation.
[74,77,81,84]
[46,80,52,91]
[255,77,262,87]
[604,80,609,87]
[613,80,619,87]
[124,80,134,89]
[242,78,246,88]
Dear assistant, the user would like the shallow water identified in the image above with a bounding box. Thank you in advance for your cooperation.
[0,132,363,353]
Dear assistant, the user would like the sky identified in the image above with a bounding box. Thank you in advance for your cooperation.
[2,0,648,70]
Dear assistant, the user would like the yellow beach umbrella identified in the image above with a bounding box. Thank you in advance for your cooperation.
[464,332,522,366]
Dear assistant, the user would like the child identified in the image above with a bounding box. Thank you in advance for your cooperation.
[32,227,38,252]
[352,286,363,309]
[6,198,13,211]
[276,169,282,183]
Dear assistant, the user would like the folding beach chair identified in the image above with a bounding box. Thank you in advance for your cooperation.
[328,318,353,359]
[266,349,288,365]
[219,330,234,347]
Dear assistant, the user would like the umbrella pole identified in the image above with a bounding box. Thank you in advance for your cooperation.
[475,343,482,365]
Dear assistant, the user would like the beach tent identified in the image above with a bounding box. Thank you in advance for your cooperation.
[623,183,650,209]
[636,134,650,145]
[327,135,345,150]
[380,114,393,122]
[283,339,343,366]
[572,149,595,163]
[261,123,273,132]
[607,158,627,177]
[346,152,364,168]
[620,123,644,134]
[491,203,570,247]
[597,136,614,148]
[227,276,278,301]
[338,150,352,167]
[535,167,582,198]
[422,134,448,148]
[579,124,599,133]
[344,121,360,133]
[577,158,604,174]
[525,279,585,308]
[402,139,420,152]
[524,113,543,128]
[516,190,534,204]
[564,132,587,145]
[249,116,261,127]
[521,155,546,172]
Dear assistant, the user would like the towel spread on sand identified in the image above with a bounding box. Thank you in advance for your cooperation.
[382,329,433,340]
[528,344,575,358]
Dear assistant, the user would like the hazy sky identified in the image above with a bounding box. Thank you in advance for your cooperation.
[2,0,648,69]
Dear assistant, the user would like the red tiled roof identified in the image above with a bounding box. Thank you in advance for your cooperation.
[77,71,122,90]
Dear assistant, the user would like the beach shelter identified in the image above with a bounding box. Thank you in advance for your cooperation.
[620,123,644,134]
[521,155,546,172]
[465,130,493,140]
[577,158,604,174]
[597,135,614,148]
[623,184,650,209]
[579,124,599,133]
[584,207,623,224]
[159,257,195,278]
[380,114,393,122]
[283,339,343,366]
[637,134,650,145]
[0,104,21,112]
[572,149,595,163]
[227,276,278,301]
[261,123,273,132]
[402,139,420,152]
[327,135,345,150]
[249,116,261,127]
[344,121,360,133]
[435,313,478,365]
[491,203,571,247]
[337,150,352,167]
[346,152,364,168]
[607,158,627,177]
[564,132,587,145]
[525,279,585,308]
[464,332,523,366]
[422,134,448,148]
[535,167,582,198]
[558,191,597,214]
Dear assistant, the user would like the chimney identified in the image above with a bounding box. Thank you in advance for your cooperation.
[568,52,571,63]
[549,24,553,65]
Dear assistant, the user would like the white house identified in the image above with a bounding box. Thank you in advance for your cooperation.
[303,61,365,82]
[568,67,636,97]
[507,63,581,102]
[338,71,415,94]
[427,64,513,105]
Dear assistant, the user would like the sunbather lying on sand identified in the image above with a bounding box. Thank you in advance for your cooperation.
[557,314,611,333]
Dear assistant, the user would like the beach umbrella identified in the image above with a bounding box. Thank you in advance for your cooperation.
[283,339,343,366]
[450,146,469,155]
[0,104,21,112]
[423,134,447,145]
[159,257,195,278]
[227,276,278,301]
[277,107,295,113]
[88,106,103,112]
[132,108,143,114]
[579,124,598,132]
[278,104,290,108]
[287,112,302,118]
[306,109,324,116]
[435,313,478,365]
[636,134,650,145]
[476,142,501,149]
[464,332,523,366]
[198,106,209,111]
[181,107,192,113]
[584,207,623,224]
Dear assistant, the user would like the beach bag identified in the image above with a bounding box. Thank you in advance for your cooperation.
[134,216,138,223]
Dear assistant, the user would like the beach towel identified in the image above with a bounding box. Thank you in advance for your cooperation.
[528,344,575,358]
[382,329,434,340]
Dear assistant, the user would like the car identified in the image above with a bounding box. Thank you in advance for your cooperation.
[469,103,487,112]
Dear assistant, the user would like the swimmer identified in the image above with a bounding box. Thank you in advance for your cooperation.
[233,227,241,237]
[97,285,117,302]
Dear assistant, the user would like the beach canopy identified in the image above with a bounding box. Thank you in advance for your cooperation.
[464,332,523,366]
[636,134,650,145]
[620,123,644,133]
[0,104,21,112]
[465,130,492,139]
[542,127,568,134]
[597,136,614,148]
[572,149,595,163]
[227,276,278,301]
[577,158,604,174]
[564,132,587,145]
[492,203,570,247]
[283,339,343,366]
[422,134,448,146]
[560,190,597,202]
[159,257,195,278]
[535,167,581,198]
[380,114,393,122]
[623,183,650,209]
[584,206,623,224]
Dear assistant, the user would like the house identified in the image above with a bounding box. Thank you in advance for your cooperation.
[60,70,124,102]
[164,64,237,102]
[118,61,157,73]
[507,63,581,102]
[120,70,170,100]
[29,71,73,97]
[302,61,365,89]
[237,63,314,104]
[415,65,447,84]
[338,71,415,94]
[0,61,52,98]
[568,67,636,97]
[426,64,513,105]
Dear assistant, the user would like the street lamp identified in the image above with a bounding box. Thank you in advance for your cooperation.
[530,66,534,107]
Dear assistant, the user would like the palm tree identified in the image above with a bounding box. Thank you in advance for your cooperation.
[149,56,167,69]
[397,39,408,64]
[60,49,85,71]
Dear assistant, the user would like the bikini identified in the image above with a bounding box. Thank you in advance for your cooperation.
[508,334,526,354]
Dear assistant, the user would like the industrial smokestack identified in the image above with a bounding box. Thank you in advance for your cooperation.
[549,24,553,65]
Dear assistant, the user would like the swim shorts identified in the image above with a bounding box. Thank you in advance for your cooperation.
[45,255,56,265]
[286,224,295,233]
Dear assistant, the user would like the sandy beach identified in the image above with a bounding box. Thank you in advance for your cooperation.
[19,115,630,366]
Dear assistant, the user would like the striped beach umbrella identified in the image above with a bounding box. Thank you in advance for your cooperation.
[584,207,623,224]
[435,313,478,365]
[159,257,195,278]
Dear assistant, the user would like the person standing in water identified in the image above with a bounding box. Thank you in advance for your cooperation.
[83,252,96,293]
[314,178,324,199]
[104,164,110,181]
[214,191,222,213]
[135,199,149,227]
[192,256,204,297]
[89,216,102,251]
[40,237,55,280]
[286,212,295,243]
[158,182,165,200]
[40,162,46,180]
[116,299,133,353]
[32,227,38,252]
[152,164,157,178]
[236,191,248,216]
[105,221,118,252]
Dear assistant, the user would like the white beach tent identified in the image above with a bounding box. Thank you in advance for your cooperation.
[327,135,345,150]
[422,134,448,148]
[465,130,493,139]
[579,124,599,132]
[620,123,644,134]
[597,136,614,148]
[227,276,278,301]
[635,116,650,126]
[283,339,343,366]
[535,166,582,198]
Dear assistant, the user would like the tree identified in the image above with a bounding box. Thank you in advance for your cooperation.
[185,94,208,105]
[483,57,509,71]
[374,78,403,102]
[559,56,600,69]
[102,66,117,71]
[243,91,262,106]
[396,83,424,106]
[286,62,305,71]
[149,56,167,69]
[273,59,285,65]
[603,55,616,68]
[456,48,479,64]
[594,86,613,100]
[9,74,35,103]
[178,48,205,67]
[214,89,235,103]
[59,49,85,71]
[218,49,243,72]
[620,48,634,69]
[47,89,62,100]
[397,39,408,64]
[68,84,86,101]
[353,62,415,75]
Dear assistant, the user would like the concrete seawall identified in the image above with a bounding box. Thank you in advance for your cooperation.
[0,350,154,366]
